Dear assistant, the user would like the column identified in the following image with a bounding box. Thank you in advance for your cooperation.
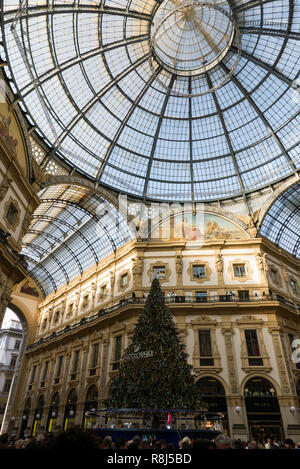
[221,323,248,439]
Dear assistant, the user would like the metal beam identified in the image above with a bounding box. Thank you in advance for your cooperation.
[240,26,300,41]
[4,5,153,25]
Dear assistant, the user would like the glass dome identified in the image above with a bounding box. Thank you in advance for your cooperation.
[1,0,299,202]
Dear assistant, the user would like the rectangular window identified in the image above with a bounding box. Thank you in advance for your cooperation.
[3,379,12,393]
[288,334,300,370]
[91,343,99,369]
[120,273,128,287]
[10,355,17,367]
[198,330,214,366]
[6,203,18,225]
[193,265,206,279]
[56,356,63,378]
[245,330,263,366]
[100,285,107,296]
[72,350,80,373]
[233,264,246,277]
[67,303,73,317]
[42,360,49,381]
[271,269,278,283]
[290,279,297,294]
[112,335,122,370]
[82,295,89,309]
[29,365,37,385]
[238,290,250,301]
[196,291,207,303]
[153,266,166,279]
[14,340,21,350]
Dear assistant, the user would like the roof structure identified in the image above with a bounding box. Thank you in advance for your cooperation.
[1,0,299,202]
[260,181,300,259]
[21,184,132,295]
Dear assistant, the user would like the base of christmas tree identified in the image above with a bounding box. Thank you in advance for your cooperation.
[84,409,224,444]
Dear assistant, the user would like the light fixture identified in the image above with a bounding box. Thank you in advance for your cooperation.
[290,406,296,414]
[22,415,27,420]
[235,406,241,415]
[36,413,40,420]
[166,425,171,429]
[69,410,74,417]
[51,411,56,418]
[11,416,15,421]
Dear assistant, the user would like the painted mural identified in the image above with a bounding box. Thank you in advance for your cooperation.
[173,213,247,241]
[0,111,18,158]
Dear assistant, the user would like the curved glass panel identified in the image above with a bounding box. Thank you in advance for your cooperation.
[21,184,132,295]
[260,182,300,259]
[1,0,299,201]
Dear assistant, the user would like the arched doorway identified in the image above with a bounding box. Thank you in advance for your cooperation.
[20,398,31,438]
[46,392,60,433]
[196,377,229,434]
[32,395,44,437]
[63,389,77,431]
[244,377,283,441]
[83,385,98,429]
[0,304,28,435]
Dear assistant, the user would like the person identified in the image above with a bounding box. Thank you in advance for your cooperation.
[265,437,272,449]
[232,439,244,449]
[284,438,295,449]
[0,433,9,449]
[247,441,258,449]
[215,434,233,449]
[192,439,215,449]
[102,435,113,449]
[115,437,128,450]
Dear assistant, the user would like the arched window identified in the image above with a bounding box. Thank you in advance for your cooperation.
[244,377,276,397]
[64,389,77,430]
[196,377,226,396]
[47,392,60,432]
[244,377,282,442]
[20,398,31,438]
[83,385,98,428]
[196,377,228,433]
[85,385,98,408]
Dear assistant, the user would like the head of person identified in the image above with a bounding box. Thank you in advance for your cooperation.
[193,438,216,450]
[0,433,9,445]
[284,438,295,449]
[215,434,233,450]
[248,441,258,449]
[115,437,127,450]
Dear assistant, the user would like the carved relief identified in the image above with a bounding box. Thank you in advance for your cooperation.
[221,327,238,394]
[3,197,21,231]
[0,112,18,158]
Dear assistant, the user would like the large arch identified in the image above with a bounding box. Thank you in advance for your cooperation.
[243,376,283,442]
[259,179,300,258]
[196,375,229,434]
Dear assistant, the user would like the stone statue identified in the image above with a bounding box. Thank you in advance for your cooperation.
[247,209,261,237]
[0,175,12,202]
[215,254,223,273]
[20,211,33,239]
[132,257,143,276]
[176,255,182,274]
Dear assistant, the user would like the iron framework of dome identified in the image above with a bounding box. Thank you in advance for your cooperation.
[0,0,299,202]
[21,184,132,295]
[260,181,300,259]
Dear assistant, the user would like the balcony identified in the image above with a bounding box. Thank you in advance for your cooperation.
[27,293,299,351]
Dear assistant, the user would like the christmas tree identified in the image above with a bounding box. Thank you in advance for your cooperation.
[106,278,203,410]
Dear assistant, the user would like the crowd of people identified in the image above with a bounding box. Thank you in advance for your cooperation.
[0,429,299,450]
